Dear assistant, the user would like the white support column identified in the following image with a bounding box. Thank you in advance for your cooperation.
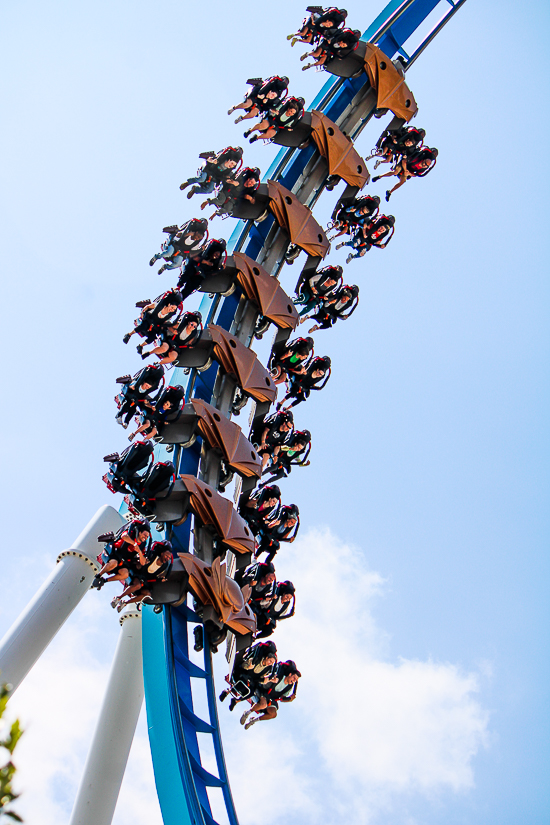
[69,608,144,825]
[0,504,125,692]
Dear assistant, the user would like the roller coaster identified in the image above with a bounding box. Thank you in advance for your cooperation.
[136,2,468,823]
[0,2,468,823]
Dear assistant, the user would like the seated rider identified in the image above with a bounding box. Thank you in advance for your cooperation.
[203,167,261,219]
[115,364,165,428]
[240,484,282,535]
[254,503,300,563]
[149,218,208,275]
[255,580,296,638]
[263,429,312,480]
[392,125,426,157]
[102,440,155,496]
[219,640,278,710]
[280,355,331,409]
[372,147,438,201]
[111,540,173,612]
[128,384,185,442]
[302,284,359,331]
[365,130,402,168]
[335,214,395,263]
[228,76,289,123]
[91,518,151,591]
[122,289,183,349]
[235,561,277,603]
[179,147,243,199]
[252,409,294,471]
[270,336,314,385]
[240,659,301,730]
[296,265,343,316]
[245,97,305,144]
[365,124,425,170]
[301,27,360,71]
[129,460,176,517]
[141,310,203,366]
[287,6,348,47]
[177,239,227,301]
[327,195,380,241]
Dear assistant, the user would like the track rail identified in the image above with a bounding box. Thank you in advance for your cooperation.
[139,1,467,822]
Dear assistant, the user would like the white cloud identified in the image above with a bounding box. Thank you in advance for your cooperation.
[7,527,488,825]
[216,527,490,824]
[211,730,319,825]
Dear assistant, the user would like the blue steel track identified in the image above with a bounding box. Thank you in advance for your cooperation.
[140,2,467,823]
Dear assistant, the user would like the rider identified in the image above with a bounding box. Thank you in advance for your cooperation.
[263,429,312,479]
[240,659,301,730]
[255,504,300,563]
[336,215,395,262]
[288,7,348,47]
[91,519,151,591]
[365,130,402,168]
[295,265,343,316]
[327,195,380,241]
[122,289,183,349]
[111,540,173,612]
[301,27,360,71]
[140,310,203,366]
[203,167,261,218]
[255,580,296,638]
[245,97,305,143]
[219,640,278,710]
[365,125,426,170]
[176,239,227,301]
[240,484,282,535]
[127,384,185,442]
[303,284,359,331]
[115,364,165,428]
[179,147,243,199]
[228,76,289,123]
[372,147,438,201]
[393,126,426,156]
[102,440,154,496]
[270,337,314,384]
[149,218,208,275]
[235,561,277,603]
[253,409,294,471]
[234,641,277,684]
[129,460,177,517]
[281,355,331,409]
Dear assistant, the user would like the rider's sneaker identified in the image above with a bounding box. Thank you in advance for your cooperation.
[240,709,252,725]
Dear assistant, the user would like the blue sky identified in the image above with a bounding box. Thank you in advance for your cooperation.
[0,1,549,824]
